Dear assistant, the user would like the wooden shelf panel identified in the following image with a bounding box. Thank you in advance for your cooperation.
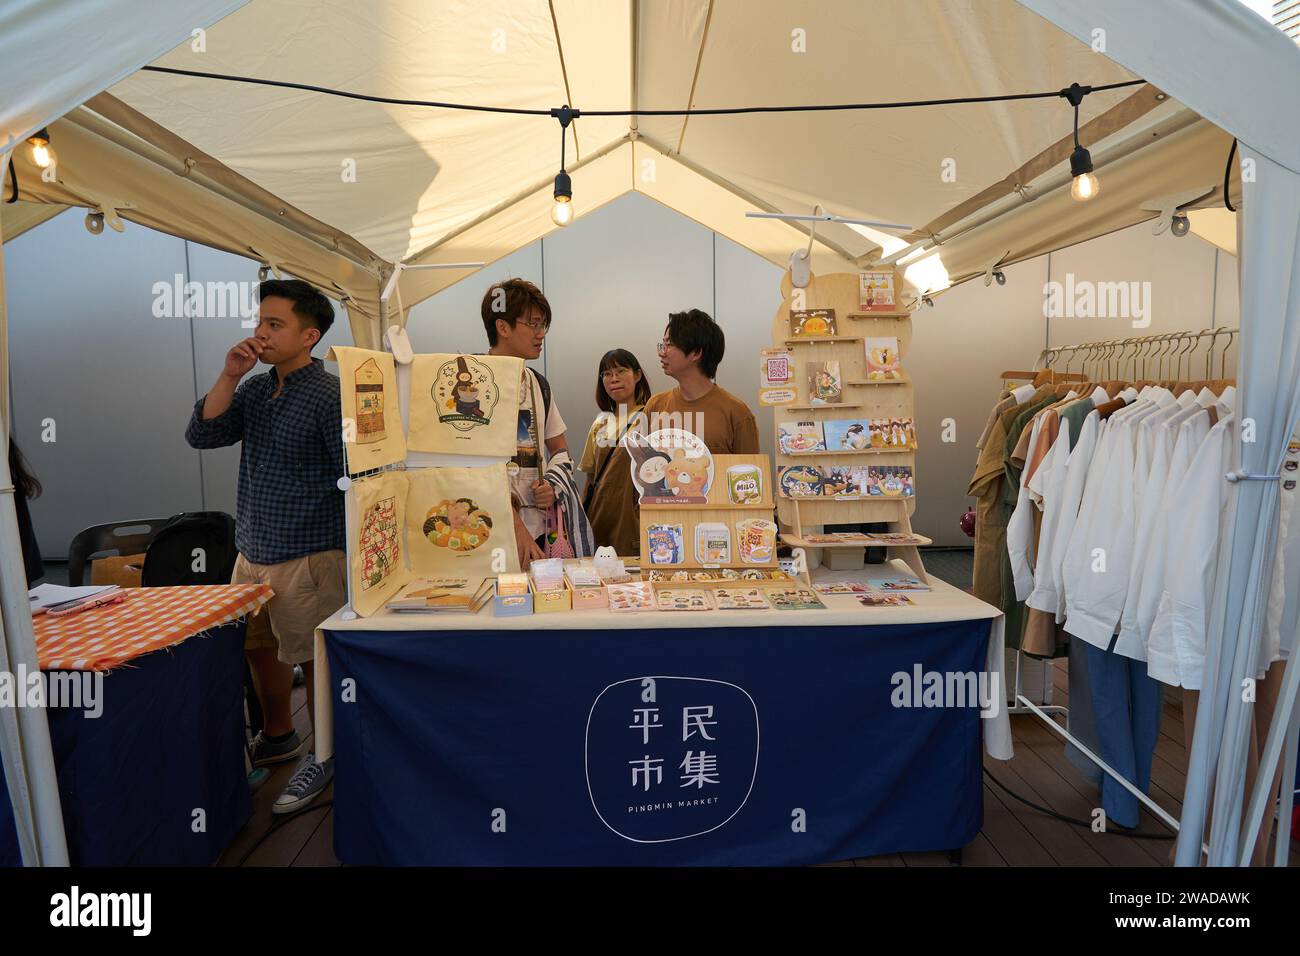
[783,336,863,345]
[846,311,910,319]
[844,377,910,386]
[781,403,866,411]
[781,533,933,549]
[782,446,917,457]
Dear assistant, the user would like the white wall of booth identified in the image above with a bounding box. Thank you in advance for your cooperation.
[4,190,1238,558]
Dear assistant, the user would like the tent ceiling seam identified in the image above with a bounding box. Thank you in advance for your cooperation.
[548,0,580,161]
[675,0,716,155]
[635,132,858,265]
[629,0,639,137]
[400,133,633,267]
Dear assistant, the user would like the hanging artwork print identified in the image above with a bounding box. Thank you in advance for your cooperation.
[408,353,522,457]
[329,346,407,472]
[347,470,409,617]
[405,463,518,578]
[624,428,714,504]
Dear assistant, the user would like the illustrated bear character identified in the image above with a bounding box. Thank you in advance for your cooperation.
[666,447,710,498]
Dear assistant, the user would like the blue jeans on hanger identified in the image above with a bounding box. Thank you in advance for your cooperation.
[1085,637,1163,829]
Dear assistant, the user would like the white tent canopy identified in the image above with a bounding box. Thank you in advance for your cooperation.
[3,0,1249,343]
[2,0,1298,867]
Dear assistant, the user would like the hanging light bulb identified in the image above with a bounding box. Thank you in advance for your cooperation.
[551,169,573,226]
[1061,84,1099,202]
[1070,147,1099,202]
[548,105,579,227]
[27,128,54,169]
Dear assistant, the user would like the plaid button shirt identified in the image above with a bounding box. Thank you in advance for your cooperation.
[186,358,346,565]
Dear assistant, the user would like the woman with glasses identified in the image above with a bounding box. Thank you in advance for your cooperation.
[580,349,653,557]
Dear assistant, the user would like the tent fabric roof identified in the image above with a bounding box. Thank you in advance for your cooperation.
[104,0,1147,263]
[5,0,1292,337]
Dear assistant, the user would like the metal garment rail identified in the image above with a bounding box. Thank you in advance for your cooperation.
[1004,327,1241,857]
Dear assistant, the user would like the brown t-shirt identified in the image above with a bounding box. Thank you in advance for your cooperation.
[642,384,760,455]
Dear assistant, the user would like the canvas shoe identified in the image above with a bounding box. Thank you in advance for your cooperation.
[271,753,333,816]
[249,730,306,768]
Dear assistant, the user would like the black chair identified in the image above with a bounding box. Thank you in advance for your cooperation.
[65,518,173,587]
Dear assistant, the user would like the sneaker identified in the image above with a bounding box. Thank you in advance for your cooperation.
[271,753,333,816]
[249,730,306,768]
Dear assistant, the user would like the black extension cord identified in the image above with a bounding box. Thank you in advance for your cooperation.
[983,767,1174,841]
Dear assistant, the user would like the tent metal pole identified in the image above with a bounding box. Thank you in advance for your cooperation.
[0,154,69,865]
[1272,696,1299,866]
[1238,653,1300,865]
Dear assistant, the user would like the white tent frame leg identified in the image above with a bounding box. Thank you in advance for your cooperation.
[0,148,69,866]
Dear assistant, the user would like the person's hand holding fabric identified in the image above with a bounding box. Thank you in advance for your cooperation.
[532,480,556,509]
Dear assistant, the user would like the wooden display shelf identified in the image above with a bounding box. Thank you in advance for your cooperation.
[844,376,910,386]
[783,446,917,457]
[783,336,863,345]
[780,533,932,549]
[771,269,924,582]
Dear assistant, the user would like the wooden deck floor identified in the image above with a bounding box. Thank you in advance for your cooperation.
[219,664,1297,868]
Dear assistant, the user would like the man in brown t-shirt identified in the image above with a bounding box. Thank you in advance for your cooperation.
[642,308,760,454]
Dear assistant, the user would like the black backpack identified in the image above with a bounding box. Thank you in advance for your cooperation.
[141,512,238,587]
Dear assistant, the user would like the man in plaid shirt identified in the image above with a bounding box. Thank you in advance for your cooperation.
[186,279,344,815]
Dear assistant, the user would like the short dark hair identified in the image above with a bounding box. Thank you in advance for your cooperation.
[666,309,725,379]
[595,349,652,413]
[480,278,551,347]
[258,279,334,344]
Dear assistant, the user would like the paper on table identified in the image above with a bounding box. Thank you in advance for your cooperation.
[28,583,117,612]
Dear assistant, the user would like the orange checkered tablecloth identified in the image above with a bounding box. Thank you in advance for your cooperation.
[32,584,274,671]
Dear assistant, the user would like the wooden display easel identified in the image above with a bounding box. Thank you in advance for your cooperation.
[771,270,929,583]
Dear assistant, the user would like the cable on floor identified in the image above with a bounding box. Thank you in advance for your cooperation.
[983,767,1174,841]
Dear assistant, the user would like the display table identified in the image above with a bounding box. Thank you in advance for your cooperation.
[315,563,1010,866]
[1,585,271,866]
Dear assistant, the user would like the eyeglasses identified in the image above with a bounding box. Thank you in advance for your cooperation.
[655,340,675,356]
[516,316,550,331]
[601,367,632,380]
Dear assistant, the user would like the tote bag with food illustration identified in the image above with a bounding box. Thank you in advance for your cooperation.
[405,463,519,577]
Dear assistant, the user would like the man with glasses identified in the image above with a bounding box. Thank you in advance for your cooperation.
[645,308,759,455]
[481,278,569,568]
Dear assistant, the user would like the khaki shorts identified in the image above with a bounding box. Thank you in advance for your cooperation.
[233,550,346,665]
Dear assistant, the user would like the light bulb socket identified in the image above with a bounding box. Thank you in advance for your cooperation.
[27,127,50,148]
[554,169,572,202]
[1069,144,1094,179]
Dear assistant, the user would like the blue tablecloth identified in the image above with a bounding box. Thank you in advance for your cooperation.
[1,621,252,866]
[325,618,995,865]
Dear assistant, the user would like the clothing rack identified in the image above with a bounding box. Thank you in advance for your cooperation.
[1035,327,1238,383]
[1003,327,1237,852]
